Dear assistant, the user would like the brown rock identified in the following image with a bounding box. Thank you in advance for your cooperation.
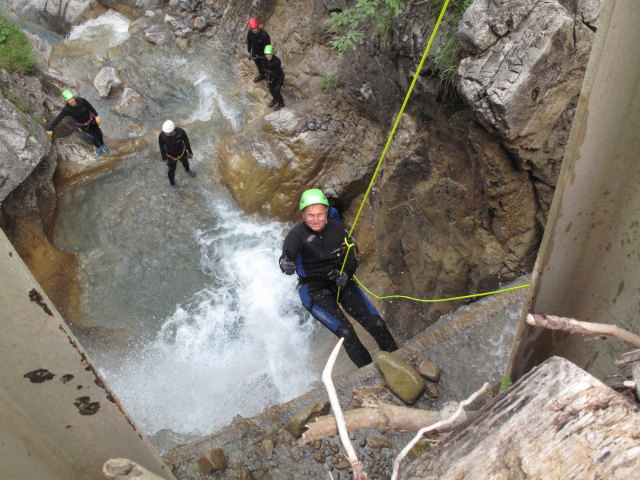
[375,352,426,405]
[283,400,330,439]
[198,448,228,474]
[417,360,441,382]
[426,385,439,398]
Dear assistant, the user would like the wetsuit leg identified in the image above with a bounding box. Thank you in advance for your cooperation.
[178,156,191,172]
[167,159,178,186]
[253,55,265,75]
[339,282,398,353]
[269,78,284,105]
[299,284,372,367]
[86,122,104,146]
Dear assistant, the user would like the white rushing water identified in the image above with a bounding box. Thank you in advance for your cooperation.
[42,10,353,451]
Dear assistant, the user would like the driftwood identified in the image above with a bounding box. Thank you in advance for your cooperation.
[103,458,167,480]
[527,313,640,347]
[400,356,640,480]
[322,338,367,480]
[299,406,442,444]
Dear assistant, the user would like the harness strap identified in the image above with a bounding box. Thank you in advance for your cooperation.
[166,146,187,161]
[74,112,95,127]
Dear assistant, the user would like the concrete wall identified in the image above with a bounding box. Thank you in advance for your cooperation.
[509,0,640,380]
[0,230,174,480]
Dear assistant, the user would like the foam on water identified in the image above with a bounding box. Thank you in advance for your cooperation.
[67,10,130,45]
[99,201,316,441]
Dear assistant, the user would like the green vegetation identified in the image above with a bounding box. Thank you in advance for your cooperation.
[325,0,405,55]
[428,0,474,99]
[0,13,37,75]
[320,74,336,91]
[499,374,513,392]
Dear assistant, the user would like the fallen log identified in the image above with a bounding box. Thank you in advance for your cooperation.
[401,356,640,480]
[298,406,442,445]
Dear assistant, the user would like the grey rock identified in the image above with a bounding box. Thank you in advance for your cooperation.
[144,30,172,45]
[113,88,144,117]
[93,67,121,98]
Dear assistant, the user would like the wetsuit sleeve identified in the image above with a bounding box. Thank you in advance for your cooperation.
[281,228,300,265]
[79,98,98,117]
[247,31,252,54]
[48,107,68,131]
[263,31,271,48]
[158,135,167,161]
[182,130,193,154]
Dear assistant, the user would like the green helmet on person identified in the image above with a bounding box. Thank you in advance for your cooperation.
[61,90,75,102]
[299,188,329,211]
[264,44,274,55]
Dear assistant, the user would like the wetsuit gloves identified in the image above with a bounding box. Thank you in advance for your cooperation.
[335,272,348,287]
[279,257,296,275]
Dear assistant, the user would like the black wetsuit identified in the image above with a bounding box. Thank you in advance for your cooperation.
[49,97,104,147]
[247,29,271,76]
[281,219,397,367]
[158,127,193,186]
[264,54,285,106]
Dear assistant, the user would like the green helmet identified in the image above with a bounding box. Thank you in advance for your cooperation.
[264,45,274,55]
[299,189,329,211]
[61,90,75,101]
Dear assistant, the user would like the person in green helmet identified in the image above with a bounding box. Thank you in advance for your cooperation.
[280,188,398,367]
[263,45,285,111]
[46,90,109,156]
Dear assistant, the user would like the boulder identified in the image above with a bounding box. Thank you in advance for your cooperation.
[374,352,425,405]
[93,67,121,98]
[113,88,144,117]
[283,400,330,439]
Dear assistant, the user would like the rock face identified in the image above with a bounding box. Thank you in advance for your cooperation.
[458,0,597,219]
[213,0,602,337]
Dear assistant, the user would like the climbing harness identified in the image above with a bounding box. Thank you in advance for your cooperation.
[166,146,187,162]
[336,0,530,302]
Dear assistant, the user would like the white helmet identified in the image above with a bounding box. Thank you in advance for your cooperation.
[162,120,175,133]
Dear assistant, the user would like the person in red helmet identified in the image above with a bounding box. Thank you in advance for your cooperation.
[246,18,271,82]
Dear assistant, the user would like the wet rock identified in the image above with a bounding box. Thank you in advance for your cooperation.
[198,448,228,474]
[144,30,172,45]
[417,360,441,382]
[93,67,121,98]
[313,452,324,463]
[175,37,190,51]
[291,450,303,462]
[426,385,439,399]
[367,436,395,451]
[129,16,154,32]
[113,88,144,117]
[375,352,426,405]
[283,400,330,439]
[335,459,351,470]
[259,437,275,456]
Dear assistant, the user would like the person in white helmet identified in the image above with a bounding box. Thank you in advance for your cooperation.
[158,120,195,189]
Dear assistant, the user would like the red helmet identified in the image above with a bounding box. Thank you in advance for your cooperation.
[248,18,259,29]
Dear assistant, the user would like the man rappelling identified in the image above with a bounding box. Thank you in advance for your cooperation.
[280,189,398,367]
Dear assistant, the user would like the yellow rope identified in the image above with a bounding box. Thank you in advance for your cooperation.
[337,0,451,302]
[354,275,530,302]
[347,0,452,239]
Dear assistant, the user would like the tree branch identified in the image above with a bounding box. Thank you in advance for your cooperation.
[527,314,640,348]
[299,406,442,445]
[322,338,367,480]
[391,382,490,480]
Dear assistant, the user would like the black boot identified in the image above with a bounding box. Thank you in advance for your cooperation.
[268,99,276,107]
[274,101,284,111]
[253,74,266,82]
